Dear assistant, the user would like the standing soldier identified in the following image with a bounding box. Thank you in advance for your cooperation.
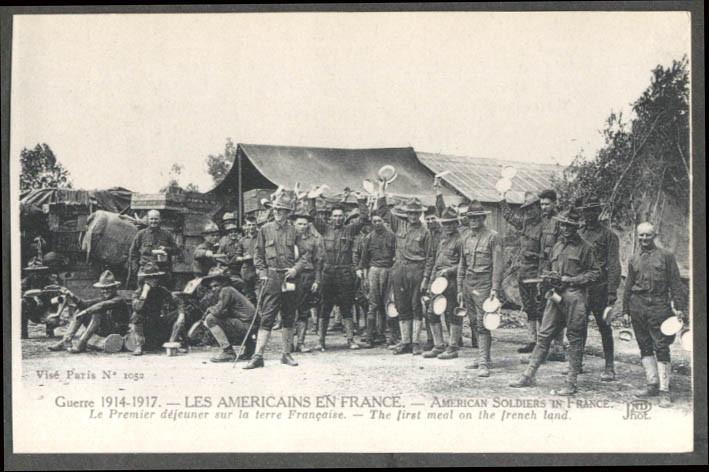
[622,222,686,407]
[291,204,324,353]
[218,212,238,248]
[378,192,434,355]
[310,195,369,351]
[220,220,243,277]
[500,191,544,354]
[510,208,600,395]
[192,222,222,277]
[358,210,397,347]
[128,210,179,288]
[423,207,463,359]
[579,196,621,381]
[538,189,566,362]
[457,201,504,376]
[245,191,304,369]
[235,215,259,304]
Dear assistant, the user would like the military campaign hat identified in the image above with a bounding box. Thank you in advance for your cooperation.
[403,199,425,213]
[137,262,166,278]
[222,212,236,222]
[23,257,49,272]
[224,223,240,231]
[93,270,121,288]
[520,191,541,209]
[554,207,582,226]
[289,200,313,222]
[465,200,491,216]
[203,221,221,235]
[201,266,231,284]
[437,207,461,223]
[271,191,296,211]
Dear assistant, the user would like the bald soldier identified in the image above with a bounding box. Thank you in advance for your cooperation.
[623,222,687,408]
[128,210,179,288]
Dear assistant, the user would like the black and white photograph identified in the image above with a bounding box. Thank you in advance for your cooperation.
[3,4,705,464]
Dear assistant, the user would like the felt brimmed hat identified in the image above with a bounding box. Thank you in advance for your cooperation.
[554,208,582,226]
[579,196,604,210]
[202,221,221,235]
[93,270,121,288]
[222,212,236,222]
[289,200,313,221]
[137,262,165,278]
[271,191,295,211]
[465,200,491,217]
[520,191,541,209]
[437,207,460,224]
[403,199,425,213]
[201,266,231,284]
[224,222,240,231]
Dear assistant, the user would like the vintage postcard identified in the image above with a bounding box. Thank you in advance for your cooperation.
[5,6,704,462]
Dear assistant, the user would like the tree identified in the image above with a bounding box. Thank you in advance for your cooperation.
[160,162,199,193]
[553,56,690,227]
[206,137,236,186]
[20,143,72,191]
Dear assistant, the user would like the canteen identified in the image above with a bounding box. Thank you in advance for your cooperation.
[483,312,501,330]
[386,302,399,318]
[454,306,467,318]
[432,295,447,316]
[495,178,512,195]
[679,328,692,352]
[660,316,683,336]
[501,165,518,179]
[430,276,448,295]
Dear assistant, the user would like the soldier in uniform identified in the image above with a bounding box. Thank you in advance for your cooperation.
[510,208,600,395]
[622,222,686,408]
[291,204,324,353]
[21,258,61,339]
[457,201,504,376]
[538,189,566,362]
[378,194,434,355]
[578,196,621,381]
[202,267,258,363]
[358,210,397,347]
[500,191,544,354]
[218,212,239,249]
[245,191,305,369]
[128,262,185,356]
[128,210,179,288]
[310,195,369,351]
[423,207,463,359]
[47,271,130,353]
[220,219,243,277]
[235,215,259,304]
[192,222,222,277]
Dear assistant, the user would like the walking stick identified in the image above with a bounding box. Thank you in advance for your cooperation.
[233,277,268,367]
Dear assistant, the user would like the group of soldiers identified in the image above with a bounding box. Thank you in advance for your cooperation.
[32,175,687,405]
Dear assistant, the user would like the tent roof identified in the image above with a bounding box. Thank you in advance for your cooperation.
[416,152,562,204]
[20,187,133,213]
[208,144,461,206]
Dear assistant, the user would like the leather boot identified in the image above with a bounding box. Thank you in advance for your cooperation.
[295,320,311,352]
[48,338,72,352]
[393,320,413,355]
[556,381,577,396]
[344,319,360,349]
[517,320,537,353]
[411,319,423,355]
[361,318,376,348]
[510,374,534,388]
[423,320,434,351]
[68,340,88,354]
[470,319,479,348]
[565,344,583,388]
[243,354,264,369]
[70,314,100,354]
[635,356,660,397]
[438,324,461,360]
[210,347,236,363]
[423,323,445,358]
[131,323,145,356]
[657,361,672,408]
[317,317,328,352]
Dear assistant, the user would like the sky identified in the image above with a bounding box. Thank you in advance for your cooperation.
[11,11,691,193]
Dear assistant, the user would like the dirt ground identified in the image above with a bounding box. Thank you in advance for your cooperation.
[20,310,693,415]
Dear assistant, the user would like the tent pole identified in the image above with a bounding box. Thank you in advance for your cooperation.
[237,148,243,225]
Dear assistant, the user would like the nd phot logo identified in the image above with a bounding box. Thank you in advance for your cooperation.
[622,399,652,420]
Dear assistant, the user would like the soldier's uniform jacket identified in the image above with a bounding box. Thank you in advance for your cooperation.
[358,227,396,269]
[236,232,258,279]
[456,226,504,291]
[254,220,304,276]
[378,198,434,275]
[622,244,686,313]
[192,240,217,276]
[296,227,325,285]
[128,228,178,272]
[542,233,600,289]
[501,200,543,279]
[311,199,369,268]
[219,236,242,273]
[428,230,462,281]
[74,294,131,334]
[207,285,256,324]
[579,223,621,293]
[540,210,560,273]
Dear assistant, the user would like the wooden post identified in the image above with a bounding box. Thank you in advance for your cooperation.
[237,147,243,225]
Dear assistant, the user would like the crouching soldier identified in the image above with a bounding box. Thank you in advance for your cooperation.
[201,267,258,362]
[128,262,185,356]
[623,222,687,408]
[48,270,130,353]
[510,208,600,395]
